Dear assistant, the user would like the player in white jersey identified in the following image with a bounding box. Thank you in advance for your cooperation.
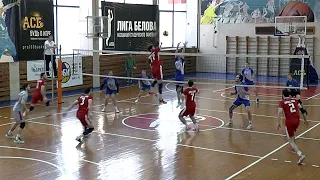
[6,84,30,143]
[241,62,259,103]
[227,75,253,130]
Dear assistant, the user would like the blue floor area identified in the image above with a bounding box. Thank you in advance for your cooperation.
[1,72,318,108]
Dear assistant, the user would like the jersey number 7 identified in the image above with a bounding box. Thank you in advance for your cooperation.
[80,96,86,105]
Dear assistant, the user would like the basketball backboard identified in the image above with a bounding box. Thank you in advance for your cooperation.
[86,16,109,38]
[274,16,307,37]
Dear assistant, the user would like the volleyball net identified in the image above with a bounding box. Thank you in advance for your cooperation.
[72,49,310,92]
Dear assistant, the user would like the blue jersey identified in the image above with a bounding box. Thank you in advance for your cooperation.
[175,57,185,81]
[286,79,299,92]
[242,68,254,83]
[138,74,152,88]
[102,77,119,92]
[235,82,249,100]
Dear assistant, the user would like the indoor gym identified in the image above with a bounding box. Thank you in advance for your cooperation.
[0,0,320,180]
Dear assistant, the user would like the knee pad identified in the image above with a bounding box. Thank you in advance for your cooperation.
[158,83,163,94]
[46,101,50,106]
[298,99,302,105]
[20,122,26,129]
[29,106,35,112]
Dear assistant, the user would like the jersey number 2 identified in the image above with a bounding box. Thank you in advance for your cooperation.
[289,103,296,113]
[80,96,86,105]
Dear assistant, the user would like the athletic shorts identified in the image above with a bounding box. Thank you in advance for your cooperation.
[233,98,250,107]
[76,111,91,127]
[141,85,151,91]
[285,121,300,137]
[106,89,117,95]
[12,111,23,122]
[152,65,163,80]
[31,92,43,104]
[179,105,196,117]
[290,89,300,97]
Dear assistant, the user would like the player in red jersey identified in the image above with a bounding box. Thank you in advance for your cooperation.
[148,42,167,104]
[64,87,94,144]
[178,80,199,132]
[278,89,308,165]
[24,73,50,115]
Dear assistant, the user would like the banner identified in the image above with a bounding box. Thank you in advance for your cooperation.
[27,57,83,88]
[19,0,54,60]
[101,2,159,51]
[0,0,20,63]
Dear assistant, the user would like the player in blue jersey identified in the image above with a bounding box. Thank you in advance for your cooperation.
[241,62,259,103]
[227,74,253,130]
[100,71,120,113]
[175,41,187,108]
[135,70,157,102]
[286,74,307,114]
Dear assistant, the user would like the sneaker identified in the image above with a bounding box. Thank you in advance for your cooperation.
[159,99,167,104]
[247,123,252,130]
[297,155,305,165]
[193,124,200,132]
[5,133,15,139]
[226,121,233,127]
[102,107,106,112]
[76,136,84,144]
[14,137,25,144]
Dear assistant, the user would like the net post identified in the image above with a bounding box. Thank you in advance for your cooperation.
[57,45,63,110]
[300,56,305,89]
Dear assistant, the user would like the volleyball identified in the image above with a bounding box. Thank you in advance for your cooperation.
[163,31,169,36]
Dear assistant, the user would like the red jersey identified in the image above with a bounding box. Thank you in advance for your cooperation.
[35,79,46,94]
[279,98,300,125]
[77,95,93,113]
[148,47,161,68]
[183,87,198,107]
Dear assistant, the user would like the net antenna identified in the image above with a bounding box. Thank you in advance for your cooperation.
[275,16,307,89]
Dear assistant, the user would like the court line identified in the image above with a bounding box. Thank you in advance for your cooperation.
[0,156,65,176]
[306,92,320,100]
[0,146,100,166]
[28,120,261,159]
[96,110,319,142]
[121,100,320,123]
[225,122,320,180]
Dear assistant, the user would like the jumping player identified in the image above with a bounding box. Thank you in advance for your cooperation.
[24,73,50,116]
[278,89,308,165]
[227,74,253,130]
[241,62,259,103]
[64,87,95,144]
[135,70,157,102]
[175,41,187,108]
[148,42,167,104]
[100,71,120,113]
[6,84,30,143]
[178,80,199,132]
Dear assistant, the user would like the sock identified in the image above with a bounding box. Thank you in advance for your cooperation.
[17,128,23,137]
[8,130,12,134]
[158,94,162,100]
[248,120,252,124]
[297,151,302,156]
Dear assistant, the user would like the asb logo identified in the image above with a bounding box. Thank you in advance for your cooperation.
[61,62,71,83]
[122,113,224,132]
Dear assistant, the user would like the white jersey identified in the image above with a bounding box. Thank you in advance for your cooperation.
[235,83,250,100]
[13,90,28,112]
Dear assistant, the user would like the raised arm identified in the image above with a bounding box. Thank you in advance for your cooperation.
[181,42,187,59]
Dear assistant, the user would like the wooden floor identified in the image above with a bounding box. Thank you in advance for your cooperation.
[1,81,320,180]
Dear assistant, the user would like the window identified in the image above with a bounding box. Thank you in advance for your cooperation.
[159,0,173,10]
[55,7,81,54]
[186,0,197,47]
[159,12,173,47]
[125,0,153,4]
[173,0,186,11]
[173,12,186,45]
